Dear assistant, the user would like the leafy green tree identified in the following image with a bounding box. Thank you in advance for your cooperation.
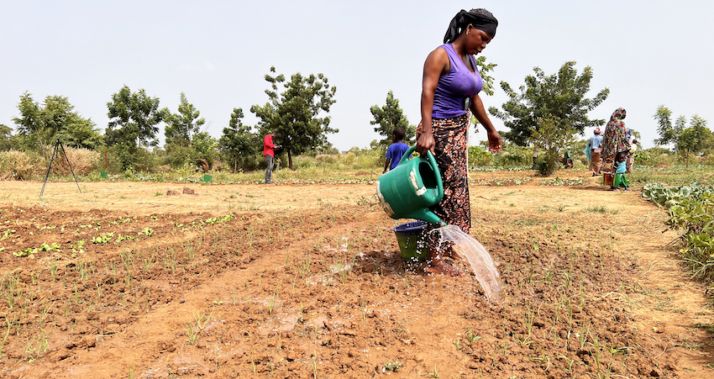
[219,108,259,172]
[656,109,713,166]
[476,56,497,96]
[12,93,102,150]
[677,115,713,166]
[250,66,337,169]
[0,124,13,151]
[163,93,207,168]
[489,61,609,147]
[105,86,165,169]
[530,116,576,176]
[165,93,205,147]
[654,106,675,145]
[105,86,164,149]
[369,90,414,147]
[192,131,219,169]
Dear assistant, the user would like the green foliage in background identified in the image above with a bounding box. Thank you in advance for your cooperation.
[12,93,103,151]
[0,124,13,151]
[654,106,714,166]
[219,107,260,172]
[250,66,337,169]
[105,86,165,169]
[489,61,609,147]
[643,183,714,292]
[369,90,415,148]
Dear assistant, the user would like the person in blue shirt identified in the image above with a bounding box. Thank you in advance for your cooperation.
[613,151,630,191]
[586,128,603,176]
[383,128,409,173]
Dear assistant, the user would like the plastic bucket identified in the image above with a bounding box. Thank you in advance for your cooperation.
[393,221,428,262]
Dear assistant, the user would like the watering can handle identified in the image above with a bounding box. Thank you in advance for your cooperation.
[398,146,444,201]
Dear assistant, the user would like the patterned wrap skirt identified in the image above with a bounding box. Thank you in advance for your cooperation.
[422,114,471,258]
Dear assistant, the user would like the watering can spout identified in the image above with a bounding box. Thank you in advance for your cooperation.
[407,209,446,226]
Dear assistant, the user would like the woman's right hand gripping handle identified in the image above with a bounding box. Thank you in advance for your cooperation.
[416,121,435,155]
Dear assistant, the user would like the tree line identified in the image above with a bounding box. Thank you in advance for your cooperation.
[0,66,338,171]
[2,59,711,175]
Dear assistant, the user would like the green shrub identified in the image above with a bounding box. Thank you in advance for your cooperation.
[535,151,560,176]
[635,147,675,167]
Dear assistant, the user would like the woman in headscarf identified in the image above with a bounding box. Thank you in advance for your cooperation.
[416,8,502,275]
[600,108,630,189]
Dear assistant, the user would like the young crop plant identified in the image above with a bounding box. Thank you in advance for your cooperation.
[71,240,86,256]
[0,229,15,241]
[92,232,115,244]
[204,214,235,225]
[13,242,60,257]
[382,360,403,373]
[186,312,209,345]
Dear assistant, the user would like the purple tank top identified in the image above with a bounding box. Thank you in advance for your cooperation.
[432,44,483,119]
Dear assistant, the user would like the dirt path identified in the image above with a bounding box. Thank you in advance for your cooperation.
[2,179,713,377]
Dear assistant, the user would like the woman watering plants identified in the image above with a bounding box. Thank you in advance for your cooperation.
[416,8,502,275]
[600,108,630,190]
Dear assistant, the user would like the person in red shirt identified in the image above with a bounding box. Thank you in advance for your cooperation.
[263,132,279,184]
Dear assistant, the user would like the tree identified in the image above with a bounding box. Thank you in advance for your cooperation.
[250,66,337,169]
[654,106,675,145]
[105,86,164,149]
[655,108,714,166]
[476,56,497,96]
[163,93,207,168]
[165,93,205,147]
[219,108,259,172]
[105,86,165,169]
[369,90,414,147]
[530,116,576,176]
[678,115,713,166]
[0,124,13,151]
[12,93,102,150]
[489,61,610,147]
[191,131,219,169]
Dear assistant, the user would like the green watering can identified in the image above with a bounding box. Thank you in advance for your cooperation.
[377,146,445,225]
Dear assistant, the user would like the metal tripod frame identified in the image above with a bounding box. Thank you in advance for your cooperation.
[39,139,82,198]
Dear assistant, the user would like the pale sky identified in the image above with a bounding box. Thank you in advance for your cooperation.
[1,0,712,150]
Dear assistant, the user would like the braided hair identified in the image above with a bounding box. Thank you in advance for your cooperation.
[443,8,498,43]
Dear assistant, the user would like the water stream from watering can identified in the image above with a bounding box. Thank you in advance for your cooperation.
[433,225,501,301]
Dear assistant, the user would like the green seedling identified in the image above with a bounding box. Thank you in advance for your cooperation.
[92,232,115,244]
[141,227,153,237]
[204,214,234,225]
[0,229,15,241]
[186,312,209,345]
[15,241,62,257]
[465,329,481,344]
[72,240,86,256]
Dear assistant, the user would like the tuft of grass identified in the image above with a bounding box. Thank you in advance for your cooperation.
[186,312,209,345]
[383,360,403,372]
